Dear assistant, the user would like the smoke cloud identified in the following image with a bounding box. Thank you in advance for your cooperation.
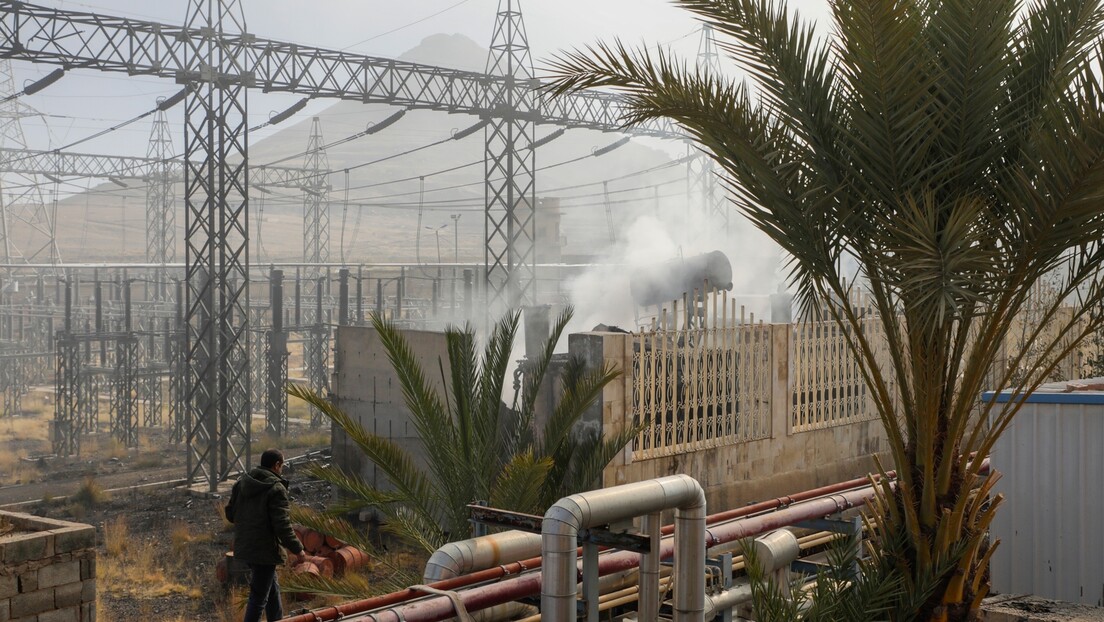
[564,199,785,335]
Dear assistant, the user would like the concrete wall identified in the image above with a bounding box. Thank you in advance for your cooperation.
[573,326,889,511]
[330,322,888,514]
[330,325,451,497]
[0,511,96,622]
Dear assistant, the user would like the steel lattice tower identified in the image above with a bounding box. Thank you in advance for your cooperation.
[301,118,330,426]
[484,0,537,309]
[146,107,176,301]
[0,60,59,265]
[182,0,252,491]
[687,25,728,229]
[302,116,330,301]
[265,268,288,437]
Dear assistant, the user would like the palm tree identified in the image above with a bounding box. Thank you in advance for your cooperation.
[286,307,636,594]
[743,534,903,622]
[546,1,1104,620]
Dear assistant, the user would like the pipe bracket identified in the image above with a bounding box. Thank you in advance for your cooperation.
[409,585,476,622]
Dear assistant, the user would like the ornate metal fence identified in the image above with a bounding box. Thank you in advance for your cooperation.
[790,305,894,432]
[629,290,771,460]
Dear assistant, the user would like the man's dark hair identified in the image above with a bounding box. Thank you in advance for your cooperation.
[260,448,284,469]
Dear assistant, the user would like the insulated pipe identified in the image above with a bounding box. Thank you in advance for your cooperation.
[422,532,542,622]
[639,512,661,622]
[703,582,755,620]
[284,462,988,622]
[423,531,542,582]
[281,477,883,622]
[541,475,706,622]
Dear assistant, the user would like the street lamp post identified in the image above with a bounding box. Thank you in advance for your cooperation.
[425,225,446,278]
[451,214,461,320]
[426,224,446,320]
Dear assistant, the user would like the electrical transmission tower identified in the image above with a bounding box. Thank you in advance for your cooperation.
[303,117,330,284]
[485,0,537,309]
[301,117,330,427]
[2,0,683,486]
[181,0,252,490]
[0,59,58,265]
[146,106,175,301]
[687,24,728,229]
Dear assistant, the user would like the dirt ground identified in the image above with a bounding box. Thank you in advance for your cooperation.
[1,401,427,622]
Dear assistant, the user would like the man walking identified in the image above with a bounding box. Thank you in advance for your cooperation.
[226,448,305,622]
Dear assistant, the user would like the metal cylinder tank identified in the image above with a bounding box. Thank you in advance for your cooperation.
[629,250,734,308]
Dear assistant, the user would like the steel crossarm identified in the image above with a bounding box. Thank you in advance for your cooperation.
[0,1,680,138]
[0,146,322,188]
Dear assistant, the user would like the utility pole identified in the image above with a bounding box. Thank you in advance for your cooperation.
[451,213,461,320]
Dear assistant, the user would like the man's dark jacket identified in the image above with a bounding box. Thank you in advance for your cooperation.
[225,466,304,565]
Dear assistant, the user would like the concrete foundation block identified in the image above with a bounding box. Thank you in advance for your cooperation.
[16,572,36,594]
[51,529,94,556]
[0,533,48,565]
[10,587,54,618]
[0,576,17,600]
[39,605,80,622]
[78,559,94,583]
[53,583,82,609]
[38,563,79,590]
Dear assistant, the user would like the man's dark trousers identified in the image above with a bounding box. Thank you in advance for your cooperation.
[244,563,282,622]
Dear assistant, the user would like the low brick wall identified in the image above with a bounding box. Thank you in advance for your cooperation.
[0,511,96,622]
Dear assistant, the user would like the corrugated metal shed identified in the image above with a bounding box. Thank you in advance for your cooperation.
[986,382,1104,607]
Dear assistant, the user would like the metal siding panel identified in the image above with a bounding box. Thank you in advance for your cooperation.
[991,399,1104,605]
[1058,403,1078,602]
[1082,404,1104,606]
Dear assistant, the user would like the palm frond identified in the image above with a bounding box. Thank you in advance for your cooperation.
[289,506,381,558]
[287,385,444,534]
[490,452,553,514]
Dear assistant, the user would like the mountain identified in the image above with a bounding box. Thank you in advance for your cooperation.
[41,32,681,268]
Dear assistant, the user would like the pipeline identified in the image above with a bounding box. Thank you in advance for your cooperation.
[283,462,988,622]
[284,470,892,622]
[422,532,543,622]
[541,475,706,622]
[291,481,880,622]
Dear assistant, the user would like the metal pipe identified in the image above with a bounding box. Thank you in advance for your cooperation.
[284,463,988,622]
[281,482,871,622]
[541,475,706,622]
[639,512,661,622]
[423,531,542,583]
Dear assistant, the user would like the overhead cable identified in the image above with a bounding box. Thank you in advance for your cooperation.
[0,87,189,169]
[260,108,410,167]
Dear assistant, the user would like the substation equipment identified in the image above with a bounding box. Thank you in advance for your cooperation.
[0,0,730,491]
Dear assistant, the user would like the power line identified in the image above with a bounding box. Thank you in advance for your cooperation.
[341,0,475,50]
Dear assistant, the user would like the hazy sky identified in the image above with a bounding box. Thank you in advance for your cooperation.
[10,0,831,158]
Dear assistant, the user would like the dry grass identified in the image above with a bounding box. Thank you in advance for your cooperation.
[284,430,331,450]
[103,517,128,557]
[169,520,213,555]
[0,449,41,486]
[0,413,49,444]
[92,437,130,460]
[133,451,165,468]
[72,477,109,509]
[98,517,203,602]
